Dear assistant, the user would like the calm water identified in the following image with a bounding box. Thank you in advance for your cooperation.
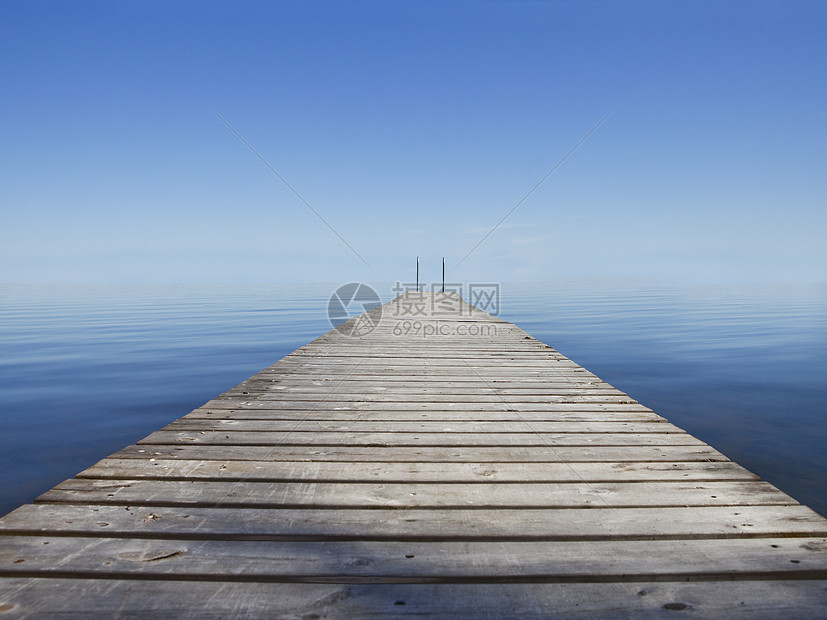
[1,281,825,517]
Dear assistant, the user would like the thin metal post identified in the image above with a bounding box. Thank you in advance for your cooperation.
[416,256,419,292]
[442,257,445,293]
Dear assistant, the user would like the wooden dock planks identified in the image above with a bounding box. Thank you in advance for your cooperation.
[1,291,825,617]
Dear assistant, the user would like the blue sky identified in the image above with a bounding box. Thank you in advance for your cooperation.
[1,1,825,285]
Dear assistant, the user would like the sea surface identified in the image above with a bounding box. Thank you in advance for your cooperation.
[1,281,825,517]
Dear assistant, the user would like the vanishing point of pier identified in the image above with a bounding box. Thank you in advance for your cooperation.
[0,292,825,617]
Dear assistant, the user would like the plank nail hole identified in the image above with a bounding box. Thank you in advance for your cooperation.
[662,602,689,611]
[771,544,779,548]
[394,601,406,606]
[790,560,800,563]
[405,554,414,559]
[13,559,24,564]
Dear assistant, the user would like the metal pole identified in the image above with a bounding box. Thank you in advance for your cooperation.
[416,256,419,292]
[442,257,445,293]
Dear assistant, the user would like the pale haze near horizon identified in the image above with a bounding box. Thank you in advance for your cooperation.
[1,1,825,286]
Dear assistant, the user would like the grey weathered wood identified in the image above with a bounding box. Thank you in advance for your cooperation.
[162,416,686,435]
[1,291,825,617]
[35,479,795,508]
[75,459,748,482]
[5,504,823,541]
[3,536,827,581]
[137,430,703,447]
[211,394,642,403]
[163,420,680,434]
[201,399,652,411]
[239,378,615,386]
[184,408,667,421]
[0,579,825,619]
[110,443,729,462]
[203,402,650,417]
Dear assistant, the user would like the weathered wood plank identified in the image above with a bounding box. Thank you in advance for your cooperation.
[210,394,641,403]
[201,399,650,411]
[138,430,702,447]
[111,443,730,462]
[163,420,682,434]
[2,537,826,581]
[75,459,750,483]
[1,579,825,619]
[256,368,604,377]
[4,504,822,541]
[240,378,613,386]
[225,388,624,398]
[35,479,795,509]
[184,408,668,422]
[197,400,656,413]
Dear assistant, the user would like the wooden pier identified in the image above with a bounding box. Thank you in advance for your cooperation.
[1,292,826,617]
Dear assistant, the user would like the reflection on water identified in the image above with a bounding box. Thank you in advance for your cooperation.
[1,280,825,517]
